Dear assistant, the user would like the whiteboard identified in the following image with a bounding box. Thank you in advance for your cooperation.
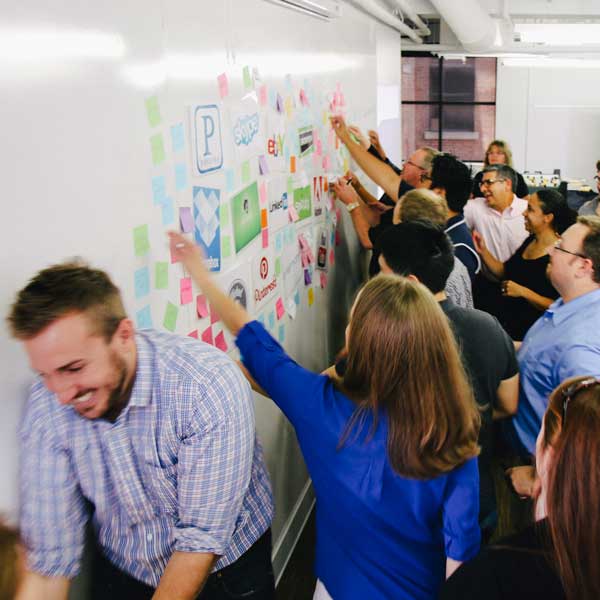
[0,0,400,587]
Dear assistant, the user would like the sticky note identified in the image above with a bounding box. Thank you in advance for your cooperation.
[215,331,228,352]
[136,305,153,329]
[329,248,335,265]
[188,330,198,339]
[163,301,178,332]
[155,261,168,289]
[133,224,150,257]
[304,268,312,285]
[134,267,150,299]
[308,287,314,306]
[196,294,209,318]
[312,153,320,168]
[258,84,268,106]
[209,303,220,325]
[276,297,285,320]
[221,235,232,258]
[179,207,194,233]
[260,208,268,229]
[299,88,309,107]
[243,65,252,90]
[241,160,251,184]
[220,204,230,228]
[150,133,166,165]
[259,181,267,206]
[320,271,328,289]
[262,228,269,248]
[323,156,331,170]
[287,177,294,198]
[259,155,269,176]
[286,298,297,320]
[225,169,235,193]
[290,156,296,173]
[275,232,283,253]
[201,325,214,345]
[275,257,281,276]
[161,197,175,226]
[180,277,193,305]
[278,324,286,343]
[145,96,161,127]
[268,310,276,330]
[289,204,299,223]
[276,93,284,113]
[152,175,166,205]
[175,163,187,191]
[294,290,300,306]
[217,73,229,99]
[171,123,185,153]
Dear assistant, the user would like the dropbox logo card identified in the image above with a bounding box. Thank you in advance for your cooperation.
[193,186,221,272]
[193,104,223,175]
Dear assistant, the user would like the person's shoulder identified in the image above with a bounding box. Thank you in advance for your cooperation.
[446,303,510,341]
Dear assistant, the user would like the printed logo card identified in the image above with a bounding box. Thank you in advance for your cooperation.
[193,186,221,272]
[231,182,262,253]
[191,104,224,175]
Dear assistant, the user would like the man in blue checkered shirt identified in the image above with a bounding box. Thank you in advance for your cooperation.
[8,260,274,600]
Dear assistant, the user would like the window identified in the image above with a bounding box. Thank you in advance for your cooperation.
[401,55,497,161]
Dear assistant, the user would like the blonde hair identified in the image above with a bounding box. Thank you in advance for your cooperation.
[393,189,448,226]
[484,139,513,168]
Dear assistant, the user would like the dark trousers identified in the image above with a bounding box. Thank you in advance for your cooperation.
[91,530,275,600]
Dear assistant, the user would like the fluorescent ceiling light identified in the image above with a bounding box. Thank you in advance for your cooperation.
[515,23,600,46]
[502,56,600,68]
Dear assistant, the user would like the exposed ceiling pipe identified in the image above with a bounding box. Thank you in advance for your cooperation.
[428,0,497,52]
[346,0,424,44]
[386,0,431,36]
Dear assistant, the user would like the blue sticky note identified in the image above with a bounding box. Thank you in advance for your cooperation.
[225,169,235,193]
[278,324,285,343]
[152,175,166,205]
[171,123,185,153]
[294,290,300,306]
[257,313,265,325]
[136,305,153,329]
[268,311,275,330]
[269,89,277,109]
[161,197,175,225]
[134,267,151,299]
[275,232,283,253]
[284,146,290,163]
[175,163,187,191]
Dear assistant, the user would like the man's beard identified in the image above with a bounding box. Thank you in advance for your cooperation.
[102,353,134,422]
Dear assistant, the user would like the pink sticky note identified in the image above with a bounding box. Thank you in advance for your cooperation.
[259,181,267,206]
[258,84,268,106]
[288,205,299,222]
[201,326,214,345]
[306,247,315,263]
[180,278,193,305]
[262,228,269,248]
[329,248,335,265]
[188,330,199,339]
[258,155,269,175]
[275,297,285,320]
[215,331,228,352]
[316,140,322,156]
[301,252,309,268]
[299,88,309,107]
[312,153,320,168]
[322,156,331,170]
[320,271,328,289]
[209,303,220,325]
[217,73,229,99]
[196,294,209,318]
[298,234,308,250]
[179,207,193,233]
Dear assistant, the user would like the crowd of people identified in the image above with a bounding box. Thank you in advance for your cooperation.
[3,123,600,600]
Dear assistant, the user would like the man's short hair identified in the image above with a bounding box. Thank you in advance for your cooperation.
[396,189,448,225]
[430,153,472,213]
[378,222,455,294]
[482,164,517,193]
[7,260,126,340]
[578,215,600,284]
[417,146,440,171]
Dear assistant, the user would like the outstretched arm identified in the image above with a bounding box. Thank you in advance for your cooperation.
[472,230,505,279]
[331,116,402,202]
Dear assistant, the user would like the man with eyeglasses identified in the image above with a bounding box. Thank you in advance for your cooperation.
[577,159,600,217]
[506,215,600,458]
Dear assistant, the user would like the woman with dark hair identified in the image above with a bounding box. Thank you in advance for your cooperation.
[168,231,481,600]
[473,189,577,340]
[471,140,530,199]
[441,375,600,600]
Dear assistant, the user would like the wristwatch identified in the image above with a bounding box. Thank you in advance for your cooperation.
[346,201,360,213]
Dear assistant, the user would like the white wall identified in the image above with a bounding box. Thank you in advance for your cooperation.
[496,62,600,182]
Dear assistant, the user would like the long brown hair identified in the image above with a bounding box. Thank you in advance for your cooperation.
[341,275,480,479]
[483,139,514,167]
[542,376,600,600]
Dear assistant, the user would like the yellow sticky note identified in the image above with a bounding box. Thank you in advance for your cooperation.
[308,287,314,306]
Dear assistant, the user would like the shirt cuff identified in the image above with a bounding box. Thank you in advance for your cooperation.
[444,529,481,562]
[27,547,82,579]
[173,527,229,555]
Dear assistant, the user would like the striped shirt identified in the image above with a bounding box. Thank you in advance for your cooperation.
[19,330,274,587]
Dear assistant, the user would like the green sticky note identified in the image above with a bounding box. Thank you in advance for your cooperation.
[241,160,251,184]
[150,133,166,165]
[145,96,161,127]
[243,65,252,90]
[220,204,230,229]
[222,235,232,258]
[275,257,281,276]
[155,261,168,289]
[133,224,150,257]
[163,301,178,332]
[287,176,294,198]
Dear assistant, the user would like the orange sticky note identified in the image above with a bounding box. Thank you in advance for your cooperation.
[261,208,268,228]
[290,156,296,173]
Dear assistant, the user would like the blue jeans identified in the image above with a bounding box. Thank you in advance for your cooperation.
[92,530,275,600]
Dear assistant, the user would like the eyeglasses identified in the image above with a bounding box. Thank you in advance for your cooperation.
[420,171,432,183]
[402,159,426,171]
[552,239,588,260]
[561,378,600,424]
[479,178,505,187]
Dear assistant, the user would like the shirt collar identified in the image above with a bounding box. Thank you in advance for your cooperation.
[445,214,465,232]
[128,332,155,408]
[544,288,600,326]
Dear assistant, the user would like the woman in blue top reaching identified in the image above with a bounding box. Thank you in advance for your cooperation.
[168,231,481,600]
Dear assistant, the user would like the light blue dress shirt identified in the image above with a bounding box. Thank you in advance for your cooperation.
[513,288,600,453]
[20,330,273,587]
